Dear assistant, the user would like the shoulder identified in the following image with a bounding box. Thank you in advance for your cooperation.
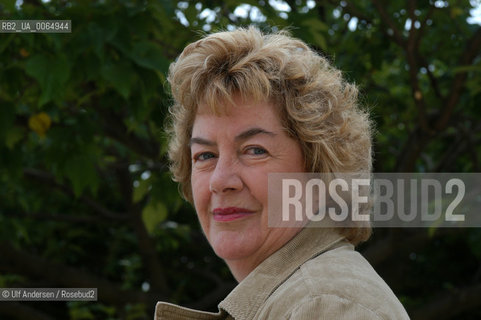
[256,242,410,320]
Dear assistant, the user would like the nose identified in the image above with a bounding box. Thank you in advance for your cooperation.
[209,155,243,194]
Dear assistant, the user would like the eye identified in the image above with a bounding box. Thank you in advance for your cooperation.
[245,146,267,156]
[193,152,216,162]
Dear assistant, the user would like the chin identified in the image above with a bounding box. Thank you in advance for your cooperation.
[209,227,262,261]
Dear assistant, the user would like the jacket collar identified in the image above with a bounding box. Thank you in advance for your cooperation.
[218,227,345,320]
[155,301,226,320]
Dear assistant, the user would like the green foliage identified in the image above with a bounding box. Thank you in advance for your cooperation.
[25,53,71,106]
[0,0,480,319]
[142,201,167,234]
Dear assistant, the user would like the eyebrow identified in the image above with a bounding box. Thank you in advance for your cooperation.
[235,127,276,141]
[189,127,276,146]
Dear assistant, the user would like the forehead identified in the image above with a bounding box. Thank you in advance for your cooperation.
[192,98,282,133]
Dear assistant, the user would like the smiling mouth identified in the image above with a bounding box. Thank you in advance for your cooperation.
[212,207,256,222]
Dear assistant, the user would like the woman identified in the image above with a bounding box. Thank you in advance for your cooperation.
[156,26,409,319]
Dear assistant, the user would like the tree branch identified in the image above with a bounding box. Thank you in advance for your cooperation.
[97,108,161,160]
[334,1,371,22]
[371,0,406,47]
[23,167,129,221]
[435,26,481,131]
[402,0,433,133]
[415,5,435,51]
[434,131,467,171]
[406,56,430,133]
[420,56,444,100]
[433,120,481,171]
[114,165,170,296]
[407,0,416,31]
[2,210,107,224]
[393,24,481,171]
[394,127,433,171]
[285,0,297,14]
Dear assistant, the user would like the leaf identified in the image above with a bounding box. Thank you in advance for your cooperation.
[302,18,328,50]
[87,20,118,59]
[0,0,16,13]
[69,306,95,320]
[183,3,198,24]
[133,177,151,203]
[452,65,481,73]
[63,153,100,197]
[0,101,15,143]
[28,112,51,137]
[152,0,176,17]
[450,7,464,18]
[25,54,71,106]
[467,230,481,260]
[131,41,169,73]
[5,126,25,149]
[302,18,328,32]
[150,172,183,213]
[142,201,167,234]
[101,62,136,99]
[312,33,327,51]
[0,274,26,287]
[125,303,148,320]
[19,48,29,58]
[0,34,14,54]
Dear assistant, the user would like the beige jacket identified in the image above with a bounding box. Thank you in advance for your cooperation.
[155,228,410,319]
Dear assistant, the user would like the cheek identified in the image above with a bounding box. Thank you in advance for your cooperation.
[244,169,269,205]
[191,173,210,214]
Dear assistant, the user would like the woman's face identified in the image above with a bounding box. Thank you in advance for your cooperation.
[190,97,305,277]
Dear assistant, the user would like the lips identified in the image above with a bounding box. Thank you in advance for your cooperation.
[212,207,256,222]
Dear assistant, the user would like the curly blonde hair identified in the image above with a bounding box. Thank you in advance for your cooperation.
[167,26,372,245]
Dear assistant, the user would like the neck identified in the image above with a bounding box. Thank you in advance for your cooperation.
[225,260,255,282]
[225,227,305,282]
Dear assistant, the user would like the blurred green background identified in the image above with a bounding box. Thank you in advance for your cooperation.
[1,0,480,319]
